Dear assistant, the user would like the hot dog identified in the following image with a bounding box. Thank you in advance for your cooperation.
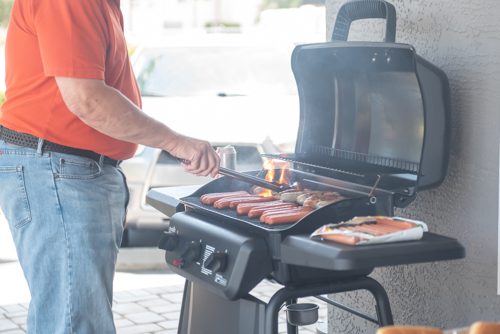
[371,223,410,233]
[235,200,286,215]
[201,191,249,204]
[228,197,276,209]
[214,196,263,209]
[350,225,387,236]
[250,186,270,196]
[303,194,343,208]
[296,191,340,205]
[247,203,298,218]
[322,234,363,245]
[276,190,311,203]
[376,218,416,229]
[264,210,312,225]
[260,206,313,222]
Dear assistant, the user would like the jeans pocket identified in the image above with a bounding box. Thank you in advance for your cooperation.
[0,166,32,228]
[56,157,102,179]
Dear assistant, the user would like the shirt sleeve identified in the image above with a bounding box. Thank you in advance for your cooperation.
[31,0,108,79]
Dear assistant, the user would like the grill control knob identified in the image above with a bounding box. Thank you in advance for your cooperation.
[179,241,201,262]
[158,232,178,252]
[205,252,227,273]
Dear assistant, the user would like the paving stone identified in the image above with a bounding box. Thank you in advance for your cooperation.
[138,299,172,308]
[152,304,182,315]
[113,303,148,315]
[128,289,153,297]
[161,312,180,321]
[3,312,27,319]
[144,287,170,295]
[114,294,158,303]
[114,291,136,300]
[153,330,177,334]
[157,320,179,330]
[116,324,163,334]
[159,293,183,304]
[125,311,165,324]
[160,285,184,293]
[9,317,26,325]
[277,322,288,333]
[0,319,19,331]
[115,318,135,328]
[0,305,25,314]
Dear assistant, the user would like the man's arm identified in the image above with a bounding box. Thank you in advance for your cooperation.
[55,76,219,177]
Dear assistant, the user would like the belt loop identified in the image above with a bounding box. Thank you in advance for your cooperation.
[99,154,105,167]
[37,138,44,156]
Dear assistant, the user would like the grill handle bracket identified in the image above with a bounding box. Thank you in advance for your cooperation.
[331,0,397,43]
[368,174,382,198]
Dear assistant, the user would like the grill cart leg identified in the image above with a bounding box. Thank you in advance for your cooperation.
[265,277,394,334]
[286,299,299,334]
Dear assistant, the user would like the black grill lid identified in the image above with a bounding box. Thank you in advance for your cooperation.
[266,0,451,197]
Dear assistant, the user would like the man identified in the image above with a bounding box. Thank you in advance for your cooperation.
[0,0,219,333]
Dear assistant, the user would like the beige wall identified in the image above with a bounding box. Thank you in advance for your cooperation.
[325,0,500,332]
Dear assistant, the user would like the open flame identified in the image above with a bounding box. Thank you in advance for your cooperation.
[259,159,292,197]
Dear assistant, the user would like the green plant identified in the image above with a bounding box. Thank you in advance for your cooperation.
[0,0,14,28]
[205,21,241,28]
[127,43,137,57]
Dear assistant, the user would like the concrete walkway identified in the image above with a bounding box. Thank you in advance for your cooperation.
[0,276,326,334]
[0,213,326,334]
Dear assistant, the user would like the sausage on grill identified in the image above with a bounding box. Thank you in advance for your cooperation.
[264,210,312,225]
[214,196,263,209]
[229,197,276,209]
[259,206,313,222]
[247,203,298,218]
[236,200,286,215]
[201,191,249,204]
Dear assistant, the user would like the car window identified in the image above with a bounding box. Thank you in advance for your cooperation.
[134,46,297,97]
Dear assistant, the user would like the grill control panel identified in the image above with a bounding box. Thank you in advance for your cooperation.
[159,211,272,301]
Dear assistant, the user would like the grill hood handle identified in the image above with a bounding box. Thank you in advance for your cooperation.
[331,0,397,43]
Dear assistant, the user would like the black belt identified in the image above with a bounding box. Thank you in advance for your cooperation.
[0,125,122,167]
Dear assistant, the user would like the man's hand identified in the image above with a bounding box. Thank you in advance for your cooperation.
[54,76,220,177]
[169,134,220,178]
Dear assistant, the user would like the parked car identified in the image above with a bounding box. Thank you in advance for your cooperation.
[120,34,300,247]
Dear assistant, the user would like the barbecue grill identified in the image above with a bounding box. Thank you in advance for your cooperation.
[146,1,465,333]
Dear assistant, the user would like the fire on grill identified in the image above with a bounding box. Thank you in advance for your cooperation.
[145,1,466,334]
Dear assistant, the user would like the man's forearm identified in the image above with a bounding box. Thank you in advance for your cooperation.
[55,76,220,177]
[55,77,179,152]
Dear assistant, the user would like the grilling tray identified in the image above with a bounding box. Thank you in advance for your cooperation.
[146,1,463,333]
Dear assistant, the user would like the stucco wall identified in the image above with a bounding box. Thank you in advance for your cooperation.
[324,0,500,332]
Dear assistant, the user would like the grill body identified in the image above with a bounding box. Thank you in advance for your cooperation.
[146,1,463,333]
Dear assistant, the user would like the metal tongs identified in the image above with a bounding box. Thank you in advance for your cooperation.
[218,167,292,192]
[177,158,292,192]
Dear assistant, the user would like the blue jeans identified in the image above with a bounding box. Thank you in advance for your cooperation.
[0,139,128,334]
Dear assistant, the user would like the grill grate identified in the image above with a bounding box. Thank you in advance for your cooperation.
[312,146,420,174]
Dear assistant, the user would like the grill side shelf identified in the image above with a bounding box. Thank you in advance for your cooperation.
[280,233,466,271]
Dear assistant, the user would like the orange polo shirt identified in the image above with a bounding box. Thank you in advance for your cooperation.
[0,0,141,160]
